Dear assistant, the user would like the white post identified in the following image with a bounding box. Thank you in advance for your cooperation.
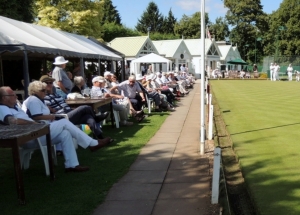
[200,0,206,155]
[211,147,221,204]
[208,105,214,140]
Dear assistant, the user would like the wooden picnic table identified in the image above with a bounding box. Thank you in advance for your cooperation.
[0,124,54,205]
[66,98,115,127]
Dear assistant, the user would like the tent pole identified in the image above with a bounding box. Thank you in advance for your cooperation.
[98,59,101,75]
[121,58,125,81]
[23,50,30,98]
[0,56,3,86]
[80,57,84,77]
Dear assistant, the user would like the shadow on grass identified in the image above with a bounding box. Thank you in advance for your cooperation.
[0,113,169,215]
[230,122,300,136]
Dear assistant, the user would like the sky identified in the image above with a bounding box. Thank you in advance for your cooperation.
[111,0,283,29]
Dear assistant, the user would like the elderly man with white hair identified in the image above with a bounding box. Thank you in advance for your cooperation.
[104,71,113,89]
[91,76,140,125]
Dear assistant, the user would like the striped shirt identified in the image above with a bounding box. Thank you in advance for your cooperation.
[44,93,71,114]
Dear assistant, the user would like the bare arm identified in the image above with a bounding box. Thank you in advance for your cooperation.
[32,114,55,121]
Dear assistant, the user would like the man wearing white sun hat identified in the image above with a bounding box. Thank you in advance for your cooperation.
[52,56,73,98]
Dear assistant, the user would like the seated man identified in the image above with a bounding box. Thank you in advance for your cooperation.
[91,76,141,125]
[110,75,146,111]
[0,86,110,173]
[40,75,110,140]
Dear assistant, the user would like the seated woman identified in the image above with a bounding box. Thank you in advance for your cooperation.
[71,76,85,94]
[39,75,110,141]
[21,81,113,155]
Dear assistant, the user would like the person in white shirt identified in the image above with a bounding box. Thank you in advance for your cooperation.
[274,63,280,81]
[270,63,275,81]
[287,64,293,81]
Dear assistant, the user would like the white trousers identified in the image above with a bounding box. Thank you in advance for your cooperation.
[288,72,292,81]
[51,119,97,149]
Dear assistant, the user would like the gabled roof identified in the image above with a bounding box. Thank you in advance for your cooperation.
[152,39,191,58]
[184,39,222,57]
[218,44,241,61]
[108,36,158,58]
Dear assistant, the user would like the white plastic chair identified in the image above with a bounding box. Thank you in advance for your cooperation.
[19,137,57,176]
[102,110,120,128]
[145,93,154,114]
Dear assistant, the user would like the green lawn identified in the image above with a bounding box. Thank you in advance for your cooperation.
[211,80,300,215]
[0,113,168,215]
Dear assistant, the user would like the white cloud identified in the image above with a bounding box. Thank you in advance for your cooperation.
[175,0,201,11]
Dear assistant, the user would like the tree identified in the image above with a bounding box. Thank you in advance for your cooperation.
[209,17,229,41]
[224,0,268,63]
[174,12,210,39]
[101,0,121,25]
[0,0,34,22]
[102,23,141,42]
[34,0,104,39]
[135,1,164,33]
[263,0,300,57]
[161,9,177,34]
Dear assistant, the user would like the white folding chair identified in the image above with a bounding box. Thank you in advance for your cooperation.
[145,93,153,114]
[19,138,57,176]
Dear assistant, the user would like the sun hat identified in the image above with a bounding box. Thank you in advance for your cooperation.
[136,74,144,81]
[53,56,69,65]
[92,76,105,83]
[156,72,161,76]
[40,75,55,82]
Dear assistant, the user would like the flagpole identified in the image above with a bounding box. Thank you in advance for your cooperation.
[200,0,206,155]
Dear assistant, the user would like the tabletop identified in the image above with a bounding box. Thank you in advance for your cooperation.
[0,124,49,140]
[66,98,112,105]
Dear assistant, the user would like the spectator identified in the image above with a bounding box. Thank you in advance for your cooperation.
[52,56,73,99]
[110,75,146,111]
[40,75,110,141]
[104,71,113,89]
[71,76,86,94]
[21,81,112,153]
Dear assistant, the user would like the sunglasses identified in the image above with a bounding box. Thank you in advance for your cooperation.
[40,89,46,92]
[44,82,53,85]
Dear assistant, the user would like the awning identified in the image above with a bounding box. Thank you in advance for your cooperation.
[227,58,248,65]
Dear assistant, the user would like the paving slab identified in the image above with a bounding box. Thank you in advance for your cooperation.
[105,183,162,200]
[152,198,209,215]
[118,170,167,184]
[158,182,210,199]
[92,200,155,215]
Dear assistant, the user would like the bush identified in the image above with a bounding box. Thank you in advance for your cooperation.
[259,73,267,78]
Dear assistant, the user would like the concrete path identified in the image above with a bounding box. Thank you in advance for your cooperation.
[92,81,213,215]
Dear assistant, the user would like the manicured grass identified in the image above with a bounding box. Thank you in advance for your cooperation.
[210,80,300,215]
[0,112,168,215]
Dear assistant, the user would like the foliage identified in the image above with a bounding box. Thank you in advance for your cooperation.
[224,0,268,64]
[263,0,300,57]
[174,12,210,39]
[161,9,177,35]
[34,0,104,39]
[0,0,34,22]
[149,32,181,41]
[209,17,230,41]
[102,22,141,42]
[135,1,164,33]
[101,0,121,25]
